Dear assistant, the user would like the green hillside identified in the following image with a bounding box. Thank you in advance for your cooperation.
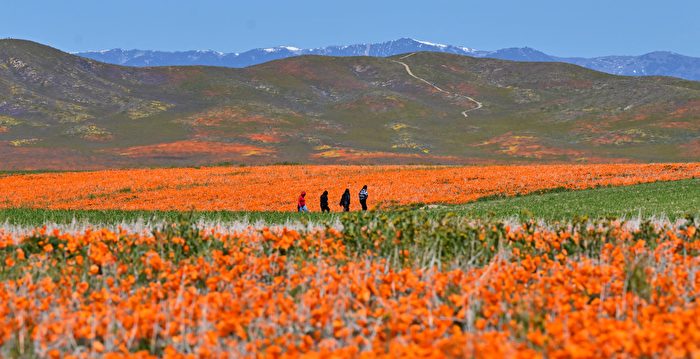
[1,40,699,169]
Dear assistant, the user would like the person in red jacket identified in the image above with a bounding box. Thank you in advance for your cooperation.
[297,191,309,212]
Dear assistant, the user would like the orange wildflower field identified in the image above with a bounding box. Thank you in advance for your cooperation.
[1,163,699,357]
[0,163,698,211]
[0,216,699,358]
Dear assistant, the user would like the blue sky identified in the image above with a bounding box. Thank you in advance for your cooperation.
[2,0,698,57]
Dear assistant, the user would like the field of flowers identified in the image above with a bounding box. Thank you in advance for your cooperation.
[1,211,699,358]
[1,163,699,211]
[1,163,699,357]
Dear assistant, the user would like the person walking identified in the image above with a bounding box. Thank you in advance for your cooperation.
[297,191,309,213]
[359,185,368,211]
[339,188,351,212]
[320,190,330,213]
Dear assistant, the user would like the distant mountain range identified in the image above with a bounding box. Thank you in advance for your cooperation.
[76,38,700,81]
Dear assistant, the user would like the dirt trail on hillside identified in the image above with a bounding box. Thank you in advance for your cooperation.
[392,52,483,118]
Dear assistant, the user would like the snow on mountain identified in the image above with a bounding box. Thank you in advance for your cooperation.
[414,39,448,48]
[76,39,700,81]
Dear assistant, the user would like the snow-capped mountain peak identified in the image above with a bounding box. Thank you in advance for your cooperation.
[75,39,700,81]
[413,39,448,48]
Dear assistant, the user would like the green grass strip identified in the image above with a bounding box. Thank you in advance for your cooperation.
[0,179,697,226]
[450,178,700,221]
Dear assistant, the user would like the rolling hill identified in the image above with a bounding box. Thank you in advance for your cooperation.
[1,39,699,170]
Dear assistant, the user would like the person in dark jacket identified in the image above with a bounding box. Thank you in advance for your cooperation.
[339,188,351,212]
[320,190,330,212]
[359,185,368,211]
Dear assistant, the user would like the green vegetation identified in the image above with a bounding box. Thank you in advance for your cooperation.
[1,180,697,226]
[0,208,341,226]
[451,179,700,221]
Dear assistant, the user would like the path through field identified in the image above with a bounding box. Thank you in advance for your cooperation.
[392,52,483,118]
